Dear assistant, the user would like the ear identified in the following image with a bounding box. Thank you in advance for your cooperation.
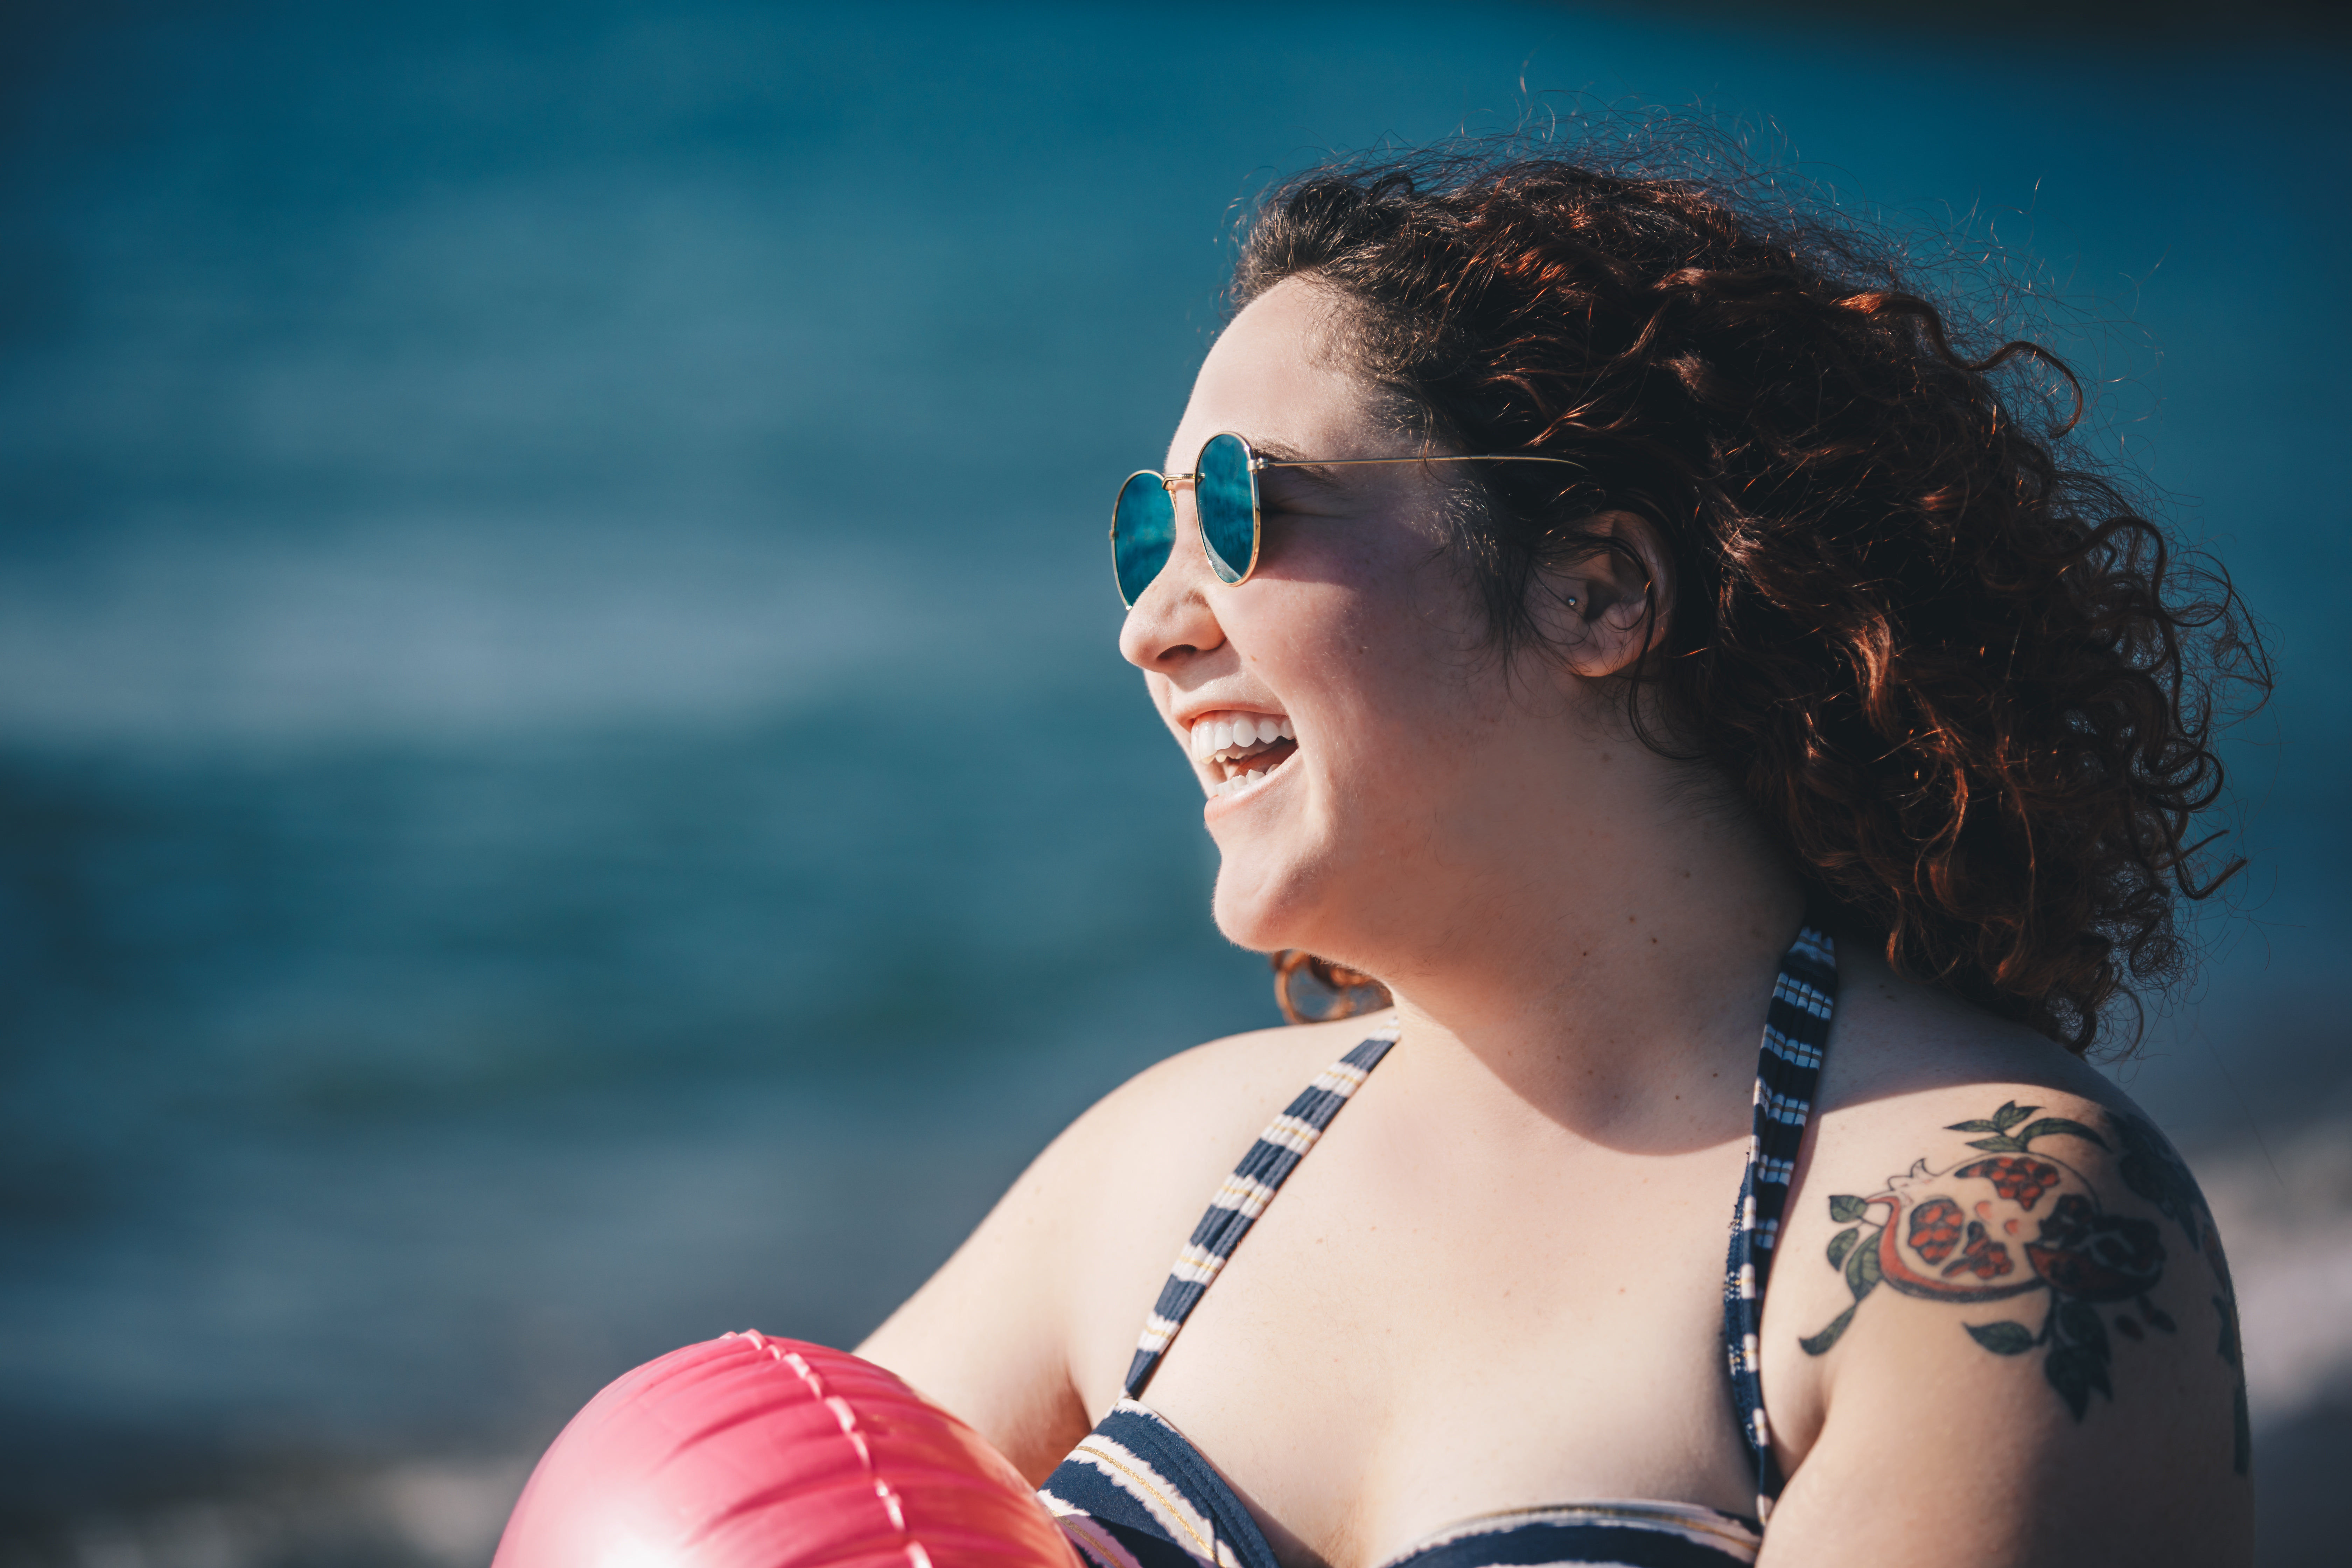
[1524,511,1672,679]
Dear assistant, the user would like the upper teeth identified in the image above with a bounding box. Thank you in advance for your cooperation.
[1190,713,1294,760]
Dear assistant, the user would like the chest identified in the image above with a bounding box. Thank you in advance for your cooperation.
[1114,1127,1763,1567]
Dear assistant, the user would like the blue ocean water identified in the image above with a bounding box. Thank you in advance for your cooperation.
[0,0,2345,1529]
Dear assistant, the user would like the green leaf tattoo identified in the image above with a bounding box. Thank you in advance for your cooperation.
[1799,1208,1888,1354]
[2107,1111,2249,1474]
[1800,1103,2249,1474]
[1799,1302,1859,1356]
[1843,1223,1883,1298]
[1966,1320,2037,1355]
[1826,1226,1860,1267]
[2016,1117,2108,1150]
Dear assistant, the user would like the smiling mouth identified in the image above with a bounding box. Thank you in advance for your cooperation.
[1189,711,1299,799]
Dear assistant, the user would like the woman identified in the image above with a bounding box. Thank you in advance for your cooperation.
[859,148,2263,1567]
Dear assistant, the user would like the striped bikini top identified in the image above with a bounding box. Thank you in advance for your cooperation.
[1038,924,1837,1568]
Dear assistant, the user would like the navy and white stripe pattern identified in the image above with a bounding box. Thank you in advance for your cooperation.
[1040,1400,1284,1568]
[1721,921,1837,1521]
[1385,1503,1759,1568]
[1122,1027,1400,1398]
[1043,923,1837,1568]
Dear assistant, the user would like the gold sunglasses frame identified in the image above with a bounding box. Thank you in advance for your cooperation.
[1112,431,1585,606]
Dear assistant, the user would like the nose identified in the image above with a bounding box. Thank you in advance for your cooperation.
[1117,492,1229,673]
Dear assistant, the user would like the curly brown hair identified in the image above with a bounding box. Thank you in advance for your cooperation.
[1242,144,2268,1053]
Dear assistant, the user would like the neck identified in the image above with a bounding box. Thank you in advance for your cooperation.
[1357,761,1806,1144]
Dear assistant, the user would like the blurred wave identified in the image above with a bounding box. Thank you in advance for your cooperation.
[0,2,2347,1564]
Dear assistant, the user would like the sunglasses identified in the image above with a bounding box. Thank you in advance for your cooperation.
[1111,431,1584,607]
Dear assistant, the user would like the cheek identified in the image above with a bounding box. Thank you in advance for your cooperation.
[1233,580,1484,805]
[1310,632,1491,790]
[1236,554,1441,702]
[1208,539,1491,824]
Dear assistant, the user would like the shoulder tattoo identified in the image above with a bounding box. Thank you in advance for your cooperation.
[1798,1102,2249,1474]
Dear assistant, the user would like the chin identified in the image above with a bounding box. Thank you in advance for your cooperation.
[1207,841,1335,957]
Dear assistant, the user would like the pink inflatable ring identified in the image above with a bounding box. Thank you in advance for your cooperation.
[494,1332,1080,1568]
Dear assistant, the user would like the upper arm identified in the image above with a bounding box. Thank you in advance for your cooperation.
[1757,1086,2252,1567]
[853,1104,1099,1481]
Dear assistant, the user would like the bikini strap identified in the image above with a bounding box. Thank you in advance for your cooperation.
[1122,1026,1401,1398]
[1723,921,1839,1522]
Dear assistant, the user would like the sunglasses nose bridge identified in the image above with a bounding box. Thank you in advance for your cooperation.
[1113,441,1249,606]
[1165,475,1206,570]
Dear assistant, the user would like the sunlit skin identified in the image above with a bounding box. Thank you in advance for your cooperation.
[1127,289,1801,1069]
[860,279,2252,1568]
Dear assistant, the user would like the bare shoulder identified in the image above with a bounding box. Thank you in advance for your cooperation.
[1754,946,2251,1566]
[1054,1011,1384,1175]
[1048,1013,1393,1405]
[855,1011,1386,1472]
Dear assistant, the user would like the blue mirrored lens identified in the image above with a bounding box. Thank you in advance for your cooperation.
[1113,471,1176,606]
[1196,433,1257,584]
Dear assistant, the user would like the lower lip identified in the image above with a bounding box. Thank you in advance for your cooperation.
[1203,751,1295,815]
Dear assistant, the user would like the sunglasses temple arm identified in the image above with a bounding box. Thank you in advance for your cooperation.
[1255,455,1584,471]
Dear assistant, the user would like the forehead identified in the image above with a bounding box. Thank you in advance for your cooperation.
[1167,277,1379,468]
